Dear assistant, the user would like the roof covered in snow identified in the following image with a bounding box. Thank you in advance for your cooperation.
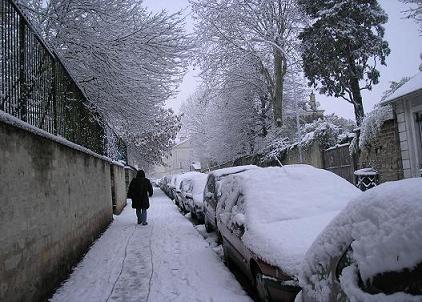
[382,72,422,104]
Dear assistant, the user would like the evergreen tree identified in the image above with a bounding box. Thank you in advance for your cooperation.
[298,0,390,126]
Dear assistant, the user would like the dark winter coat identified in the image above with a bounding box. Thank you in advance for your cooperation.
[128,170,153,209]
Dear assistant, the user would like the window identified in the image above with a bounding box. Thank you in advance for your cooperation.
[362,262,422,295]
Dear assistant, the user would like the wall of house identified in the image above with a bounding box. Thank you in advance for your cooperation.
[0,120,114,302]
[393,93,422,178]
[358,118,403,182]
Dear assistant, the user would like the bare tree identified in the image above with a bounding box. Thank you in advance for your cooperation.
[190,0,305,126]
[17,0,191,166]
[401,0,422,33]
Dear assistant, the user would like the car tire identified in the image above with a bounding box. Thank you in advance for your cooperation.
[191,210,197,221]
[222,241,232,269]
[204,216,213,233]
[255,272,271,302]
[217,230,223,245]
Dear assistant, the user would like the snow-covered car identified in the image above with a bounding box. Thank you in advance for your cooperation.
[174,172,204,213]
[297,178,422,302]
[180,172,208,222]
[167,175,179,201]
[216,165,360,302]
[203,165,258,234]
[159,175,173,198]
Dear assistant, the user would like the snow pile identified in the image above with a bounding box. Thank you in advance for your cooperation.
[217,165,359,277]
[300,178,422,301]
[359,104,393,150]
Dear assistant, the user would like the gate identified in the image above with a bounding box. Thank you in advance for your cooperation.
[323,143,355,184]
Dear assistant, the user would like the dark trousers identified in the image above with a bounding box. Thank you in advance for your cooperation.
[136,208,147,224]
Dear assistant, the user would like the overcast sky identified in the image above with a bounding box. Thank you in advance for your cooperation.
[143,0,421,121]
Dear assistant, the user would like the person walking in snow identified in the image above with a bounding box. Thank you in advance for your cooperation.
[128,169,153,225]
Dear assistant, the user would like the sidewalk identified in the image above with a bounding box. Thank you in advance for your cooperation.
[51,189,252,302]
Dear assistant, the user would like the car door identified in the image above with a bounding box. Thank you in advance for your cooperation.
[204,175,217,227]
[224,195,249,275]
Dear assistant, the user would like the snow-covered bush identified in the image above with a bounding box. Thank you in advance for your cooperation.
[300,119,343,149]
[359,105,393,151]
[259,130,290,164]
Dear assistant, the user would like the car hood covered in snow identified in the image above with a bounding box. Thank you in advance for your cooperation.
[218,165,360,277]
[300,178,422,302]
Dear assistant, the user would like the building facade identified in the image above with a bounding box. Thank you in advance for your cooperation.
[383,72,422,178]
[151,138,201,178]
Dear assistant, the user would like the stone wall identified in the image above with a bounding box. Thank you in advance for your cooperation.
[358,118,403,182]
[0,120,114,302]
[111,164,127,214]
[125,167,137,192]
[282,142,324,168]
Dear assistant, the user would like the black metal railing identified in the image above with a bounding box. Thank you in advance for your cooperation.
[1,0,127,162]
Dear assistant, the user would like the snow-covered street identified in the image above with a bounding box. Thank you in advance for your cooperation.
[51,188,252,302]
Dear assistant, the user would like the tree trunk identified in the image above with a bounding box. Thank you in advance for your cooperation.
[260,95,268,137]
[347,49,365,127]
[273,48,285,127]
[350,76,364,126]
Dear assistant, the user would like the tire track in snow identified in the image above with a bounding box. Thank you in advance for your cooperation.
[105,225,138,302]
[146,221,154,302]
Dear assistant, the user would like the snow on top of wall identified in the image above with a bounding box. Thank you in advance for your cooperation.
[218,165,359,277]
[383,71,422,103]
[300,178,422,301]
[0,111,112,163]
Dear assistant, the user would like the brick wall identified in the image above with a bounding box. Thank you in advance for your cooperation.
[358,118,403,182]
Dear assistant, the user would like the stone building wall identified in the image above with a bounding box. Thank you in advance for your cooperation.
[358,118,404,182]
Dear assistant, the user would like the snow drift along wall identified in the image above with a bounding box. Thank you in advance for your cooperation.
[0,120,115,302]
